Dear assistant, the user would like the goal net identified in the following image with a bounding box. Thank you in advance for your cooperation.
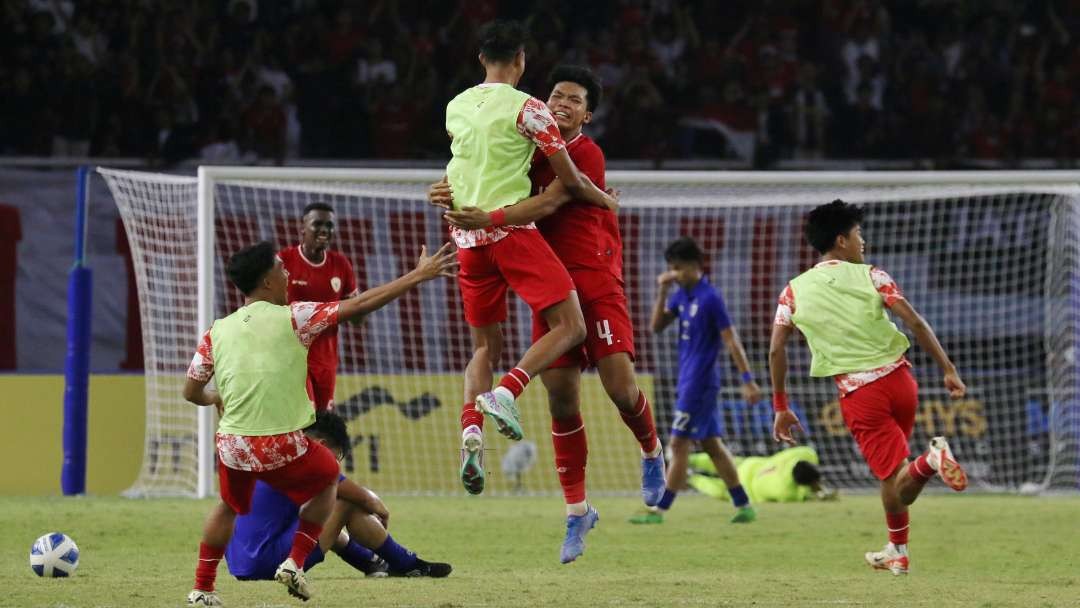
[99,167,1080,497]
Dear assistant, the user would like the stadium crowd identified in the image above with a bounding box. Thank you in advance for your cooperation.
[1,0,1077,165]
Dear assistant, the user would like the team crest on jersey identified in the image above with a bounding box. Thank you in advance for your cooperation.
[331,277,342,292]
[689,303,699,317]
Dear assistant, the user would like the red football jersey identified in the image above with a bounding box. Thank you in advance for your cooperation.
[277,245,359,371]
[532,133,622,281]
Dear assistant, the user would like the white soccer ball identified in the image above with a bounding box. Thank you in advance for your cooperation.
[30,533,80,577]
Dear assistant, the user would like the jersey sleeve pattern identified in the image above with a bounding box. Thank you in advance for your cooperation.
[773,284,795,327]
[290,301,340,348]
[870,267,905,307]
[186,329,215,381]
[517,97,566,157]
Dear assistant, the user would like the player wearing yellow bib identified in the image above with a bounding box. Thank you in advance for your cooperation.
[769,200,968,577]
[687,446,837,503]
[182,241,455,606]
[442,20,617,564]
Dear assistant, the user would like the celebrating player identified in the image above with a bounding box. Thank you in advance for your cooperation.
[437,65,664,563]
[441,23,616,489]
[278,202,360,411]
[226,410,451,582]
[183,240,455,606]
[687,445,839,503]
[769,199,968,576]
[634,237,762,525]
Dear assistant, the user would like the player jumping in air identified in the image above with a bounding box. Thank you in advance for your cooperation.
[278,202,360,411]
[226,410,451,582]
[442,23,616,491]
[437,65,663,563]
[633,237,762,525]
[769,199,968,576]
[183,240,455,606]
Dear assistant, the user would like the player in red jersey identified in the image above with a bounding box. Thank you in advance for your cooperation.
[436,65,664,564]
[277,202,359,411]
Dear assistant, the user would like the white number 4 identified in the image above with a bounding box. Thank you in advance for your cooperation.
[596,319,614,346]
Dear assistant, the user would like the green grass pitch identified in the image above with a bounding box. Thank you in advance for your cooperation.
[3,494,1078,607]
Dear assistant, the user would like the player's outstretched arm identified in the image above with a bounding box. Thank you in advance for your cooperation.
[649,270,678,334]
[337,243,457,323]
[889,299,966,398]
[769,323,804,444]
[721,326,763,404]
[443,180,575,229]
[546,148,617,211]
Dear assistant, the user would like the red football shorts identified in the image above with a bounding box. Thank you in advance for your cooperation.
[218,438,340,515]
[458,229,575,327]
[306,366,336,411]
[839,365,918,480]
[532,268,635,369]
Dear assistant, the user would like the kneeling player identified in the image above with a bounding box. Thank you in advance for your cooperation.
[226,411,451,581]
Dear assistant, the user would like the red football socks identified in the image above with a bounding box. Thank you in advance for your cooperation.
[193,542,225,592]
[619,391,660,454]
[288,519,323,568]
[461,401,484,432]
[552,413,588,504]
[908,452,934,483]
[886,511,910,546]
[497,367,531,399]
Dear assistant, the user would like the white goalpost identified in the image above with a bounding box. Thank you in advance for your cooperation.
[98,167,1080,498]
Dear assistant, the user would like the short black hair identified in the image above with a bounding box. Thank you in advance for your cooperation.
[805,199,864,254]
[302,202,334,217]
[548,65,603,111]
[664,236,705,265]
[304,410,351,459]
[792,460,822,486]
[226,241,276,295]
[478,20,528,63]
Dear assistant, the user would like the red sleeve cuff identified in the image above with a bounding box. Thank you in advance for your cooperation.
[489,209,506,227]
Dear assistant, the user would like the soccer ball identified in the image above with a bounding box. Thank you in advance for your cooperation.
[29,533,80,577]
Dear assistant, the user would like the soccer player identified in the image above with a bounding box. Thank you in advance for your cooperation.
[687,446,839,503]
[438,65,664,563]
[634,237,762,525]
[769,199,968,576]
[226,410,451,581]
[278,202,360,411]
[183,240,455,606]
[442,22,616,501]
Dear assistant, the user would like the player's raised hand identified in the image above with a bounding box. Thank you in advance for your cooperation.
[444,206,490,229]
[657,270,679,288]
[772,409,804,445]
[944,369,966,399]
[414,243,458,280]
[428,180,453,209]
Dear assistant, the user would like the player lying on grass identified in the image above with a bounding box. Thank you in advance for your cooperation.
[226,410,451,581]
[278,201,361,411]
[631,237,762,525]
[183,240,456,606]
[434,65,663,564]
[687,445,838,503]
[442,21,618,469]
[769,199,968,576]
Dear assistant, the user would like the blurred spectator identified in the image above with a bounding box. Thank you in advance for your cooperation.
[0,0,1075,164]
